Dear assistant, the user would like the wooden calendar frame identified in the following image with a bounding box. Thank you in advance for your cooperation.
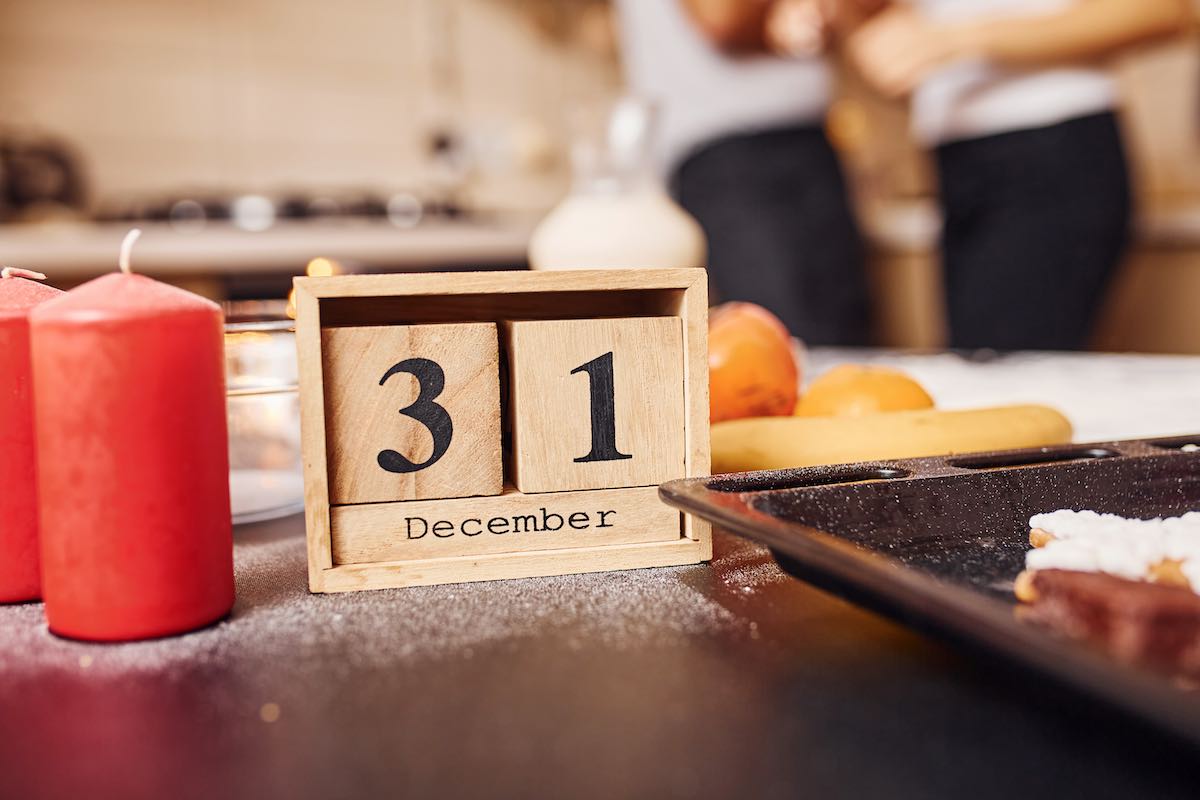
[294,269,712,593]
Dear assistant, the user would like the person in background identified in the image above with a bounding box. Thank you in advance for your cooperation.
[614,0,870,344]
[809,0,1190,350]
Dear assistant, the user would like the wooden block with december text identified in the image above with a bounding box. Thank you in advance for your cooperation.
[330,486,680,565]
[503,317,685,494]
[322,323,503,504]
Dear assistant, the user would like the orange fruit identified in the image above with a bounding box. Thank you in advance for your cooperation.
[795,364,933,417]
[708,302,799,423]
[709,300,791,342]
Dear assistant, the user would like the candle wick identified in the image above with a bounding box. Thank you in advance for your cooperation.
[119,228,142,275]
[0,267,48,281]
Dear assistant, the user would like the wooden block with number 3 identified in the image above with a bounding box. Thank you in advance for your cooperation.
[504,317,685,494]
[322,323,503,504]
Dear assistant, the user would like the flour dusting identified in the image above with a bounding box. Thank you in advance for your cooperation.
[0,528,757,680]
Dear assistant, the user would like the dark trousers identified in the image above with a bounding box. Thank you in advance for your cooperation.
[672,125,869,345]
[937,112,1131,351]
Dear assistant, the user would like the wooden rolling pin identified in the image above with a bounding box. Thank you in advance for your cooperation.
[710,405,1073,473]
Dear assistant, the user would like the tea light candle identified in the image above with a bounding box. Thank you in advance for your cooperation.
[0,268,63,602]
[31,230,235,640]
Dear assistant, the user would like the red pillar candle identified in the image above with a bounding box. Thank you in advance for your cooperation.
[0,269,63,602]
[30,242,234,641]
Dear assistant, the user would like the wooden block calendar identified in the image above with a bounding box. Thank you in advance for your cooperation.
[295,269,712,593]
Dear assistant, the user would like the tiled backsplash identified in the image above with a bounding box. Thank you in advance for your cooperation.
[0,0,620,210]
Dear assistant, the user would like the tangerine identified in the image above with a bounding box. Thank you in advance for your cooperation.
[794,364,934,417]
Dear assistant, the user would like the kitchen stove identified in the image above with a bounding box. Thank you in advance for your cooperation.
[94,190,464,233]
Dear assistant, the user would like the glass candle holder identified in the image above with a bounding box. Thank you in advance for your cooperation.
[224,301,303,524]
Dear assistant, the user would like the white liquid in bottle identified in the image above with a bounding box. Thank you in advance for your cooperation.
[530,97,706,271]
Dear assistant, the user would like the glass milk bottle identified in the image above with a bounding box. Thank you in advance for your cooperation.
[529,97,706,270]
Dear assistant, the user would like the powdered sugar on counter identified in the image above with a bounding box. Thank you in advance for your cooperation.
[0,529,781,680]
[1026,509,1200,590]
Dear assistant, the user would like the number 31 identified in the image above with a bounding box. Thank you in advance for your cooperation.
[376,351,630,472]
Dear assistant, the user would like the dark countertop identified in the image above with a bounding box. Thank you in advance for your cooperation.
[2,514,1198,799]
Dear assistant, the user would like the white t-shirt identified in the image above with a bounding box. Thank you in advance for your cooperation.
[615,0,831,172]
[911,0,1117,145]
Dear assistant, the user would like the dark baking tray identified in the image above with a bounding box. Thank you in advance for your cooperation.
[660,434,1200,746]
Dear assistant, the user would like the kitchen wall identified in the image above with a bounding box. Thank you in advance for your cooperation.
[0,0,620,212]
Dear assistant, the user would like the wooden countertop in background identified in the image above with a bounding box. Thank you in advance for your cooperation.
[0,218,537,278]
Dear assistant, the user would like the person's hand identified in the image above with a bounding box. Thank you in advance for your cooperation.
[847,6,975,97]
[765,0,829,58]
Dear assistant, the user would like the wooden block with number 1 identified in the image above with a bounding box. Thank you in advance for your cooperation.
[322,322,503,504]
[504,316,686,494]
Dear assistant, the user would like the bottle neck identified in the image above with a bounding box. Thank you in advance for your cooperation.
[567,96,666,196]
